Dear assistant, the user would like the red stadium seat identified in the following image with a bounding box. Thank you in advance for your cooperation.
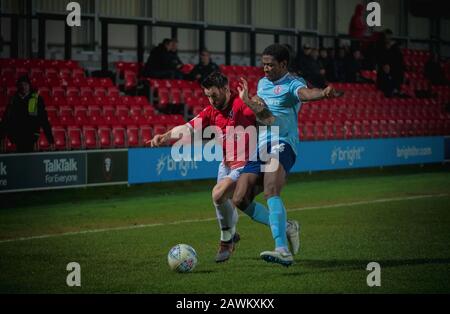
[52,127,67,150]
[52,87,65,98]
[68,127,82,150]
[127,127,140,147]
[122,96,135,107]
[304,122,315,141]
[88,105,102,118]
[80,87,93,97]
[66,95,80,108]
[115,105,128,117]
[37,131,51,151]
[103,105,116,117]
[98,127,112,148]
[94,87,107,97]
[74,106,88,126]
[80,96,94,107]
[104,115,119,127]
[108,87,120,97]
[4,137,16,152]
[83,127,98,149]
[140,126,153,145]
[134,96,150,107]
[171,88,182,104]
[94,95,109,106]
[6,87,17,97]
[38,87,51,99]
[112,127,126,148]
[129,104,142,117]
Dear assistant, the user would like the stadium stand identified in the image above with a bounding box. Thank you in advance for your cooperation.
[1,50,449,152]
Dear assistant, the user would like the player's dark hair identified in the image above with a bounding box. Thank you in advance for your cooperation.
[201,71,228,89]
[262,44,290,64]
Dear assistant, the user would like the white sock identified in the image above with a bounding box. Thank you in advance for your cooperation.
[214,199,238,242]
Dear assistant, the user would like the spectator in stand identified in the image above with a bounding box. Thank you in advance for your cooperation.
[167,38,184,79]
[0,75,54,153]
[325,48,338,82]
[376,29,405,93]
[348,3,367,51]
[187,49,220,83]
[143,38,170,78]
[142,38,184,79]
[425,53,448,85]
[301,48,326,88]
[283,43,302,76]
[318,48,329,76]
[335,48,347,82]
[344,49,370,83]
[377,64,398,97]
[349,4,367,40]
[297,43,312,77]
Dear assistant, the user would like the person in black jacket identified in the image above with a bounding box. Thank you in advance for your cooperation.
[0,75,54,153]
[142,38,184,79]
[187,49,220,82]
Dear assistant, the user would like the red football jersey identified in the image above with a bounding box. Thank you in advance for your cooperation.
[188,94,256,169]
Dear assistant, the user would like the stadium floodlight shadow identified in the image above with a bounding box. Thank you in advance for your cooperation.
[281,258,450,276]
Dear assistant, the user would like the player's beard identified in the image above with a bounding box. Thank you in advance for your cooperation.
[212,96,227,111]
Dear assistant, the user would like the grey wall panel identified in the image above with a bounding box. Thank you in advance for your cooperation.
[335,0,360,35]
[205,0,243,24]
[253,0,288,28]
[153,0,197,21]
[98,0,141,17]
[409,14,430,39]
[294,0,307,30]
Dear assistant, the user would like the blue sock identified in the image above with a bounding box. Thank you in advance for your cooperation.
[243,202,270,226]
[267,196,288,250]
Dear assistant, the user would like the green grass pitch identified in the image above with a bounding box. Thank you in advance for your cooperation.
[1,165,449,293]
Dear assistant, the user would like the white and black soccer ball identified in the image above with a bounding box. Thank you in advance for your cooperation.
[167,244,198,273]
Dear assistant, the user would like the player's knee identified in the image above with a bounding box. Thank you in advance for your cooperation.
[232,194,249,211]
[263,183,280,200]
[212,186,227,204]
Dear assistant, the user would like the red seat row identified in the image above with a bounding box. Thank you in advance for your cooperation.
[299,118,450,141]
[0,58,80,69]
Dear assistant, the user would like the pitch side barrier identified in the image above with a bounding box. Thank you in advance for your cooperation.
[128,136,445,184]
[0,149,127,193]
[0,137,445,193]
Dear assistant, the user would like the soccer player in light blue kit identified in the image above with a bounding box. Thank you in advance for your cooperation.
[233,44,342,266]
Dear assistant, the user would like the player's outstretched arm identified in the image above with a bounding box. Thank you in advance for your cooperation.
[146,124,192,147]
[297,86,344,102]
[237,78,275,125]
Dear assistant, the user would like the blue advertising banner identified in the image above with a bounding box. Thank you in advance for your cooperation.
[128,146,221,184]
[292,136,445,172]
[129,137,445,184]
[445,137,450,160]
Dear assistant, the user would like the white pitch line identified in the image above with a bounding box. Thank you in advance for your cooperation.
[0,193,447,244]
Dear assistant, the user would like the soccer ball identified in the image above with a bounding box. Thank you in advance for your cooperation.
[167,244,198,273]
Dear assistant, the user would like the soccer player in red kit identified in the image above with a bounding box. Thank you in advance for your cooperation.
[149,72,298,262]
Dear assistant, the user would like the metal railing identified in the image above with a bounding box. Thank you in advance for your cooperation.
[1,13,449,70]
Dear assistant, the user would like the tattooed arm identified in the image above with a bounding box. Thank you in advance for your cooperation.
[237,78,275,125]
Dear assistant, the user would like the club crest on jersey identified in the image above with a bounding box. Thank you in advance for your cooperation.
[274,86,283,95]
[228,110,234,119]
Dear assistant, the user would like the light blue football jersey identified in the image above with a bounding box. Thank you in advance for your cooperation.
[257,73,306,155]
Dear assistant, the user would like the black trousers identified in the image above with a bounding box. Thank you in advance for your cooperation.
[15,139,36,153]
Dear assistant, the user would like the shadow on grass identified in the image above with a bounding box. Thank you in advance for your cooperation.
[284,258,450,276]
